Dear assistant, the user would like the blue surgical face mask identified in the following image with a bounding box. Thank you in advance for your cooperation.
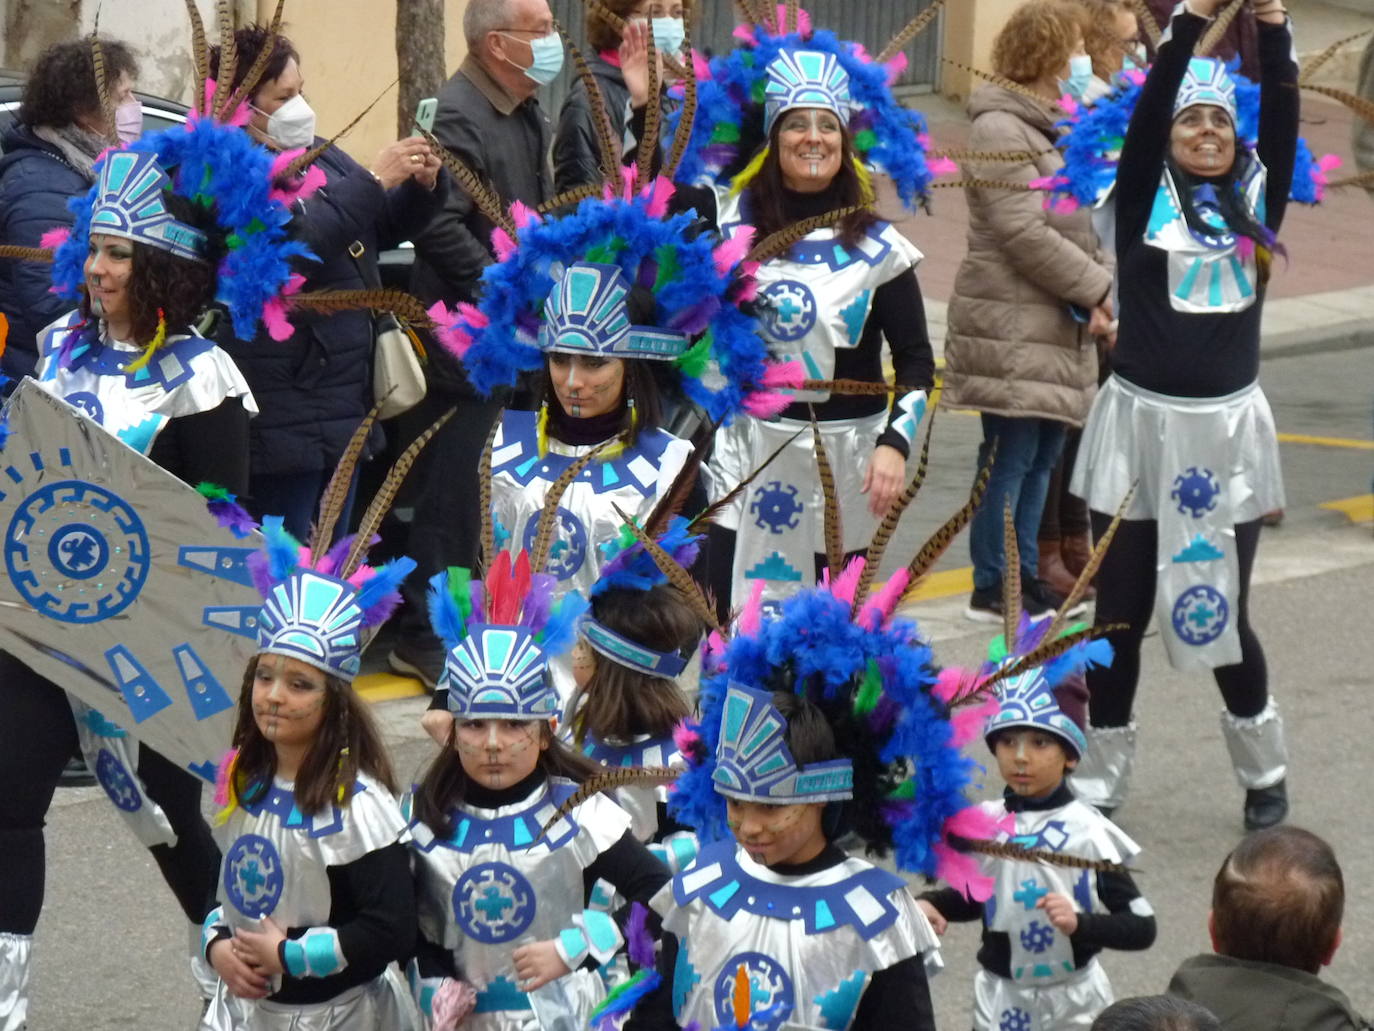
[651,16,686,55]
[1061,53,1095,99]
[1123,43,1147,71]
[504,31,565,86]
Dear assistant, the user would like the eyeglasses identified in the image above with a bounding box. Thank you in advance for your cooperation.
[495,26,554,35]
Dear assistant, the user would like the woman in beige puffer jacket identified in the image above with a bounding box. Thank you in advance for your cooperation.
[942,0,1114,622]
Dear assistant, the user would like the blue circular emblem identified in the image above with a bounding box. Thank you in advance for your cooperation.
[452,862,537,944]
[749,480,803,534]
[5,481,150,623]
[521,507,587,583]
[1171,466,1221,518]
[224,834,284,918]
[63,391,104,422]
[759,280,818,343]
[713,951,794,1031]
[93,747,141,812]
[1171,585,1230,646]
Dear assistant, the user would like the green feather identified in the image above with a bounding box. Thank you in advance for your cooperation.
[887,779,916,801]
[195,482,232,502]
[447,567,473,623]
[652,245,680,293]
[712,123,741,144]
[988,634,1009,663]
[854,128,878,151]
[852,658,883,716]
[674,333,712,378]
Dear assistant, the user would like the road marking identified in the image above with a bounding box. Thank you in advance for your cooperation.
[906,565,973,602]
[1320,493,1374,524]
[1277,433,1374,451]
[355,672,427,703]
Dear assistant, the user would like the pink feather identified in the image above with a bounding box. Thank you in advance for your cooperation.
[884,53,908,86]
[1235,235,1256,259]
[759,359,804,390]
[645,176,676,218]
[691,50,711,80]
[742,390,793,420]
[1049,196,1080,215]
[932,666,968,704]
[261,297,293,341]
[829,556,865,605]
[737,580,766,638]
[929,156,959,177]
[733,24,758,45]
[713,226,756,278]
[862,567,911,626]
[491,227,517,262]
[202,79,218,114]
[620,164,638,200]
[932,840,995,902]
[213,748,239,807]
[949,691,1001,749]
[1028,176,1058,190]
[295,163,326,200]
[39,227,70,250]
[510,200,539,230]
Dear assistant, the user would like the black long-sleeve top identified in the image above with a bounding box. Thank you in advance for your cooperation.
[674,184,936,459]
[147,397,251,496]
[917,783,1156,979]
[1111,8,1299,398]
[413,769,671,981]
[626,843,937,1031]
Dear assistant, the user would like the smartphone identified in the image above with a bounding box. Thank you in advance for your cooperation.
[414,97,438,134]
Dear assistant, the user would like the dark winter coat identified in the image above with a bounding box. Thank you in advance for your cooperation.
[553,53,632,194]
[0,123,93,380]
[216,141,446,476]
[1169,953,1372,1031]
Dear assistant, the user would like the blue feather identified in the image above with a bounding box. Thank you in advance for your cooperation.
[260,515,302,582]
[354,557,417,625]
[537,591,590,658]
[426,569,469,649]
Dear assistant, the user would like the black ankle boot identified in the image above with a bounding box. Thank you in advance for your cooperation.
[1244,779,1288,831]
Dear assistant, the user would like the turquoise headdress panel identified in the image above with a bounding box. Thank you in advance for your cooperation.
[982,662,1088,759]
[90,149,208,263]
[1174,57,1238,122]
[444,623,559,720]
[256,569,367,682]
[540,261,690,363]
[763,49,853,135]
[711,682,854,804]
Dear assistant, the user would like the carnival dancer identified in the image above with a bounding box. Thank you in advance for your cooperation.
[668,5,948,615]
[405,544,670,1030]
[1068,0,1300,829]
[916,530,1157,1030]
[203,430,433,1028]
[0,71,314,1024]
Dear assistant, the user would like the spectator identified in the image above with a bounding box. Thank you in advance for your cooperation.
[0,38,139,381]
[942,0,1113,623]
[393,0,560,688]
[1093,996,1220,1031]
[1144,0,1257,79]
[1356,33,1374,197]
[208,25,445,540]
[1167,826,1371,1030]
[554,0,687,192]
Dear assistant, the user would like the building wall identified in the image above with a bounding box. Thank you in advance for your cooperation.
[941,0,1021,102]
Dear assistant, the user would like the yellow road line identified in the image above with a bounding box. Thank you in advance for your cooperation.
[904,565,974,602]
[1319,493,1374,524]
[1277,433,1374,451]
[355,672,427,703]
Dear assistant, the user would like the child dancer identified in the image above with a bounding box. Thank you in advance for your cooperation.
[916,568,1157,1030]
[201,426,437,1030]
[407,547,671,1030]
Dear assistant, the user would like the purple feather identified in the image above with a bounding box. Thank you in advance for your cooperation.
[666,297,721,335]
[318,534,366,577]
[522,573,556,634]
[246,550,276,598]
[468,580,487,623]
[636,256,659,291]
[206,497,257,539]
[626,901,655,968]
[355,557,417,627]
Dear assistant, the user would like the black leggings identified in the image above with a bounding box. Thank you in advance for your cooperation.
[0,652,221,934]
[1086,513,1268,728]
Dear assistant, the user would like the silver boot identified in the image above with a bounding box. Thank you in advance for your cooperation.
[0,932,32,1031]
[1221,700,1289,830]
[1070,724,1137,813]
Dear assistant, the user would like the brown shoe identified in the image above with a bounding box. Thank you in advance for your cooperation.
[1040,537,1096,600]
[1060,532,1094,579]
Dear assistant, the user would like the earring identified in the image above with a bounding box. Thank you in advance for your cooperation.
[536,399,550,455]
[627,396,637,433]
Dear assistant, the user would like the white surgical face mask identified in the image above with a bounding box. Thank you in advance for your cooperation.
[114,100,143,144]
[263,94,316,148]
[1061,53,1094,99]
[651,16,686,55]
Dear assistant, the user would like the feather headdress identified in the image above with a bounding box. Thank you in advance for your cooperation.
[429,176,798,424]
[665,5,956,208]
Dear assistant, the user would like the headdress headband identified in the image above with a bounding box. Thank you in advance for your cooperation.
[763,48,852,134]
[541,261,690,362]
[90,151,209,263]
[1174,57,1238,121]
[711,682,853,803]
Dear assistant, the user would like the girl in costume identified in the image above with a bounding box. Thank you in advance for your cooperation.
[0,63,314,1024]
[1067,0,1301,830]
[667,6,947,617]
[406,546,670,1030]
[202,424,440,1029]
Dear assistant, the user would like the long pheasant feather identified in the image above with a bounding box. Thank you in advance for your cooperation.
[310,400,387,565]
[288,288,435,326]
[284,78,400,181]
[930,178,1039,192]
[211,0,238,119]
[662,17,699,181]
[580,0,626,32]
[1197,0,1244,58]
[183,0,210,116]
[1001,499,1022,650]
[875,0,949,66]
[810,415,843,583]
[941,58,1055,107]
[419,128,517,237]
[90,34,116,145]
[538,184,603,214]
[901,443,996,599]
[1043,485,1135,642]
[852,404,935,614]
[562,26,621,187]
[1300,28,1373,85]
[1302,83,1374,125]
[784,0,800,34]
[530,442,611,575]
[645,422,719,538]
[1328,169,1374,189]
[478,416,500,570]
[540,767,680,837]
[613,504,720,632]
[225,0,286,115]
[746,206,864,265]
[635,30,662,191]
[932,146,1057,164]
[976,624,1126,694]
[947,835,1131,874]
[1125,0,1161,49]
[688,426,807,532]
[0,245,54,263]
[341,409,456,578]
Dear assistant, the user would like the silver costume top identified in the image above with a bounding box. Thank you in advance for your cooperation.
[489,410,691,602]
[579,731,684,844]
[407,776,634,1030]
[657,839,940,1031]
[714,188,922,404]
[978,796,1148,986]
[35,311,258,455]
